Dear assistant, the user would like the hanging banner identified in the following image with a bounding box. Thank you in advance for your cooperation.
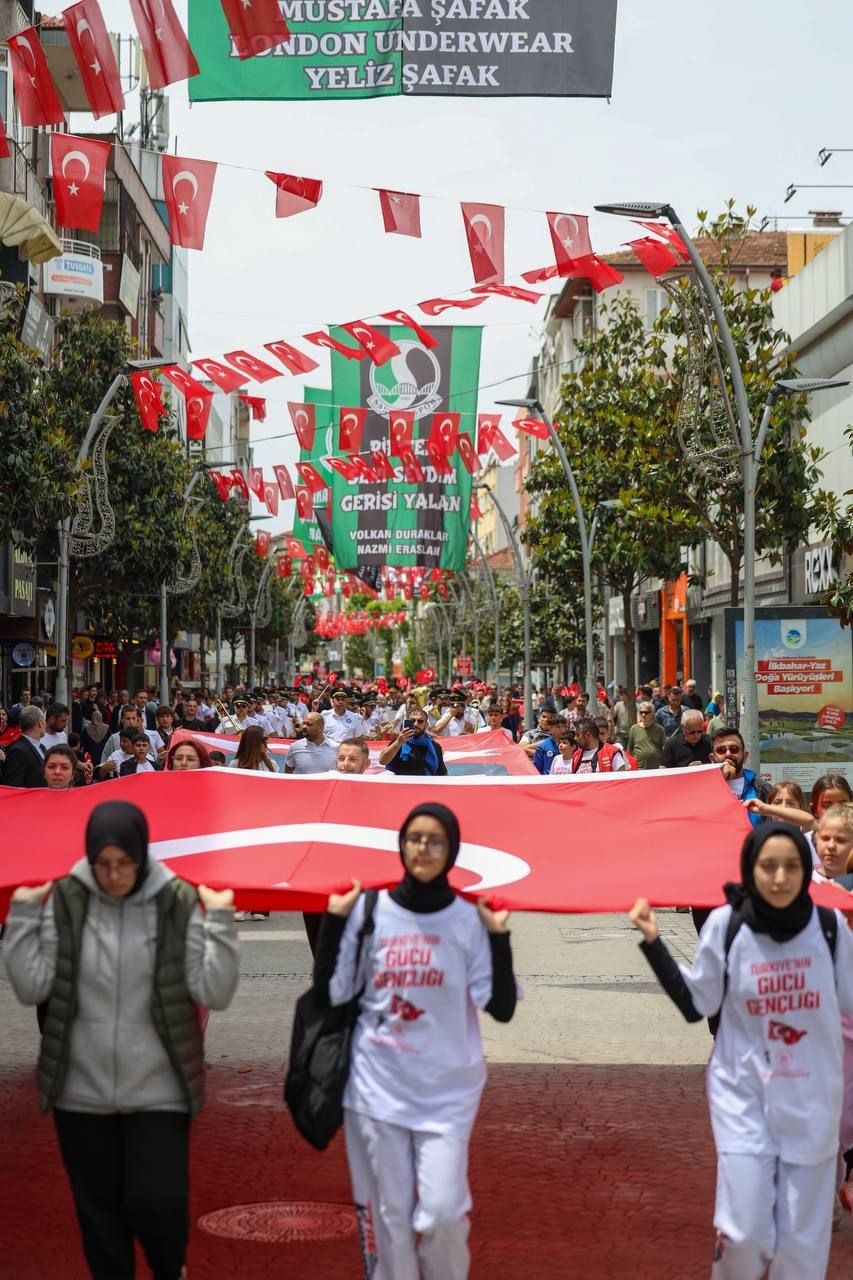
[188,0,618,102]
[329,323,481,572]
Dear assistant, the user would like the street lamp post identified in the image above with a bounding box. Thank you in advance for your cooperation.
[159,466,209,706]
[470,526,501,685]
[475,482,534,727]
[248,557,274,688]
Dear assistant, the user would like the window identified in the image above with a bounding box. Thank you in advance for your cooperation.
[645,288,668,329]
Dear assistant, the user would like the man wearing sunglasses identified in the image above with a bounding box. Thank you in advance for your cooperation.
[711,725,770,825]
[378,710,447,777]
[660,709,712,769]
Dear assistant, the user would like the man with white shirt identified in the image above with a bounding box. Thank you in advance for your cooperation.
[41,703,70,751]
[2,706,47,787]
[434,694,483,737]
[215,694,254,735]
[285,713,339,773]
[101,706,164,763]
[322,690,366,743]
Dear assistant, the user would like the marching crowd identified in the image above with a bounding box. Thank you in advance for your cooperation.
[2,671,853,1279]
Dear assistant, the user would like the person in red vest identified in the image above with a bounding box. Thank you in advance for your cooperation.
[569,717,628,773]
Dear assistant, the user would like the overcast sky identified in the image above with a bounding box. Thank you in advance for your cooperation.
[76,1,853,535]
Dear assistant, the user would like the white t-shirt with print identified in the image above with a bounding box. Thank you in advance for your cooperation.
[331,891,493,1136]
[322,709,367,742]
[549,754,575,775]
[572,747,627,773]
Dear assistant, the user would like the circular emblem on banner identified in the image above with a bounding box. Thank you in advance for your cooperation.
[42,598,56,640]
[367,341,441,419]
[72,635,95,659]
[781,620,806,649]
[11,642,35,667]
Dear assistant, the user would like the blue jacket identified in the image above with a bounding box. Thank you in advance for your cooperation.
[740,768,769,827]
[533,734,562,775]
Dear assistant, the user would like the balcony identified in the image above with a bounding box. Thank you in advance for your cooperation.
[0,141,61,266]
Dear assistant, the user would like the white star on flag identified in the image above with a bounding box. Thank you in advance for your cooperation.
[178,201,189,215]
[68,182,80,196]
[90,58,101,75]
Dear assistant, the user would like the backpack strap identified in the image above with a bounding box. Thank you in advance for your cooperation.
[722,902,838,1006]
[816,904,838,964]
[353,889,379,994]
[720,905,743,1005]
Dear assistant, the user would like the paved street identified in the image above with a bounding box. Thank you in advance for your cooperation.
[2,908,853,1278]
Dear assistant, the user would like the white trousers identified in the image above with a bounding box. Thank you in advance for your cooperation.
[712,1152,836,1279]
[344,1108,472,1280]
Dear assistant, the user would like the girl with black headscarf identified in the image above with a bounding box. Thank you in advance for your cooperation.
[3,800,240,1280]
[313,801,517,1279]
[628,822,853,1279]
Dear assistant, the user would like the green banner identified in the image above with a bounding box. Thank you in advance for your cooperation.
[292,385,333,552]
[328,324,481,573]
[187,1,618,101]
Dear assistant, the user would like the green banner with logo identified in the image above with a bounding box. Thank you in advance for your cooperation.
[328,323,481,573]
[292,385,333,553]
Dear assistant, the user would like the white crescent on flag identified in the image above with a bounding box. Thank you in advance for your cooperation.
[469,213,493,242]
[171,169,199,201]
[61,150,92,182]
[553,214,579,248]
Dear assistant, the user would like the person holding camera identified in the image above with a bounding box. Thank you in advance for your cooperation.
[378,709,448,777]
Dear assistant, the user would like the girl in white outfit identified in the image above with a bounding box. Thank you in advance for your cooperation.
[313,801,517,1280]
[629,821,853,1279]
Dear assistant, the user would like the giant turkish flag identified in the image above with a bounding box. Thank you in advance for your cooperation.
[0,764,769,919]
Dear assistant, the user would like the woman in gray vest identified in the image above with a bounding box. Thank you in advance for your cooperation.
[3,799,239,1280]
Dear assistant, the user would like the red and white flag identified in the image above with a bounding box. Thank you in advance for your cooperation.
[304,332,366,362]
[425,441,453,477]
[419,295,488,317]
[400,450,425,484]
[472,283,542,303]
[129,0,198,88]
[263,339,318,375]
[230,468,249,499]
[349,455,381,483]
[575,255,625,293]
[162,155,217,250]
[513,416,550,441]
[161,366,212,440]
[546,211,592,274]
[277,555,292,579]
[219,0,289,59]
[377,189,421,238]
[314,546,329,571]
[339,322,400,367]
[389,410,415,456]
[263,482,279,516]
[255,529,271,558]
[461,202,505,285]
[415,667,436,685]
[627,236,681,278]
[326,457,361,482]
[225,350,282,383]
[50,134,110,233]
[266,171,323,217]
[191,358,247,393]
[295,461,329,494]
[380,310,438,349]
[7,27,65,127]
[63,0,125,118]
[287,402,316,451]
[131,370,167,433]
[339,406,367,452]
[470,493,484,520]
[248,467,265,499]
[239,395,267,422]
[0,112,8,160]
[295,487,313,520]
[633,220,690,262]
[273,464,295,500]
[477,414,516,462]
[369,448,396,480]
[286,536,307,559]
[208,470,232,501]
[456,433,481,475]
[429,412,460,454]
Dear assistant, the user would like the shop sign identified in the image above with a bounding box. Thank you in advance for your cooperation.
[10,545,35,617]
[94,639,118,659]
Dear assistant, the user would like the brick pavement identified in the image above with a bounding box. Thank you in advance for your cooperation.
[2,911,852,1278]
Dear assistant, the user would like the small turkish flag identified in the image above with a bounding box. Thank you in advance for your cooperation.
[438,583,449,599]
[478,417,517,462]
[513,416,550,441]
[273,464,295,500]
[416,667,436,685]
[339,323,400,367]
[456,434,480,475]
[207,470,232,501]
[239,395,267,422]
[7,27,65,127]
[295,462,329,494]
[264,482,279,515]
[295,487,313,520]
[51,134,110,233]
[461,202,505,285]
[266,171,323,217]
[255,530,270,558]
[160,364,208,400]
[0,112,8,160]
[229,468,249,499]
[277,555,292,579]
[520,265,560,284]
[129,0,199,89]
[186,388,213,440]
[304,332,366,362]
[286,537,306,559]
[472,284,542,303]
[400,450,425,484]
[430,569,444,581]
[64,0,125,118]
[369,449,396,480]
[288,402,316,451]
[403,584,414,600]
[349,455,381,483]
[162,155,217,250]
[429,413,460,455]
[546,212,592,273]
[389,410,415,456]
[225,350,282,383]
[377,189,422,238]
[470,494,484,520]
[425,441,453,477]
[131,370,167,433]
[380,311,438,349]
[633,220,690,262]
[314,546,329,571]
[248,467,264,499]
[264,339,318,375]
[574,254,625,293]
[220,0,290,59]
[476,413,500,453]
[418,295,489,317]
[338,407,367,452]
[191,358,247,393]
[326,457,361,482]
[627,236,681,278]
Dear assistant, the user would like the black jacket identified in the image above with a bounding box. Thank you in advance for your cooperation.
[385,736,447,777]
[2,737,46,788]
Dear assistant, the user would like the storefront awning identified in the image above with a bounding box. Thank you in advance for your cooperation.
[0,192,62,265]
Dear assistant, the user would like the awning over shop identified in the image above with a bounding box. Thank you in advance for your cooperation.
[0,192,62,265]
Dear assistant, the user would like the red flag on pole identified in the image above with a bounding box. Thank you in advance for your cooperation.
[287,402,316,451]
[264,339,319,376]
[129,0,199,89]
[339,322,400,367]
[191,358,247,393]
[230,469,249,499]
[239,395,267,422]
[273,464,295,500]
[225,350,282,383]
[248,467,265,499]
[377,189,422,238]
[208,470,232,501]
[389,410,415,456]
[63,0,125,118]
[573,254,625,293]
[415,667,436,684]
[380,310,438,349]
[50,134,110,233]
[477,416,517,462]
[546,211,592,274]
[512,416,550,441]
[263,482,279,516]
[162,155,217,250]
[219,0,290,59]
[255,530,270,558]
[627,236,681,277]
[460,202,505,285]
[418,295,489,317]
[304,332,366,362]
[131,371,167,433]
[7,28,65,127]
[633,220,690,262]
[295,462,329,494]
[266,171,323,217]
[338,407,367,452]
[295,487,313,520]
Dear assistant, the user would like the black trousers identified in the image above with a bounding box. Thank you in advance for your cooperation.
[54,1109,190,1280]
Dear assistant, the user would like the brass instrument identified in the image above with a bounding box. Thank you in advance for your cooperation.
[213,697,243,734]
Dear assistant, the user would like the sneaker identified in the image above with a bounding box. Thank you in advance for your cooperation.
[234,910,251,922]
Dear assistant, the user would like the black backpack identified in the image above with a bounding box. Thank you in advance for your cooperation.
[284,890,378,1151]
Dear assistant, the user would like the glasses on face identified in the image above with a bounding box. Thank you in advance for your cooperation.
[714,744,741,756]
[639,710,653,716]
[403,834,448,856]
[683,727,704,737]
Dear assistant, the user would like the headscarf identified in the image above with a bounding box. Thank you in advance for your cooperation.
[723,821,813,944]
[390,802,461,914]
[84,708,110,743]
[85,800,150,894]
